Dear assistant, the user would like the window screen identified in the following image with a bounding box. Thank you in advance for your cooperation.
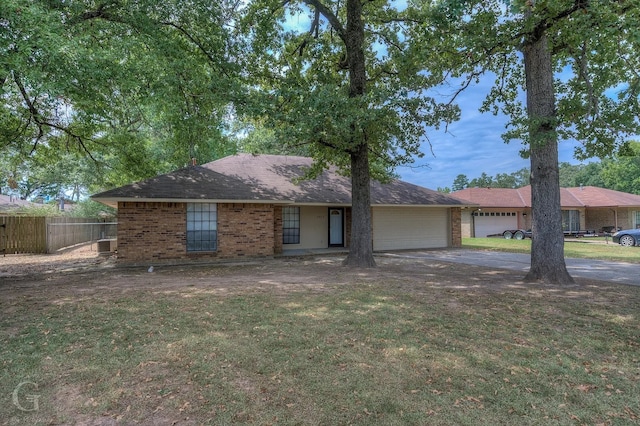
[186,203,217,252]
[283,207,300,244]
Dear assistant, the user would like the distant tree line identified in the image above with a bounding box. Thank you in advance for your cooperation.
[438,141,640,195]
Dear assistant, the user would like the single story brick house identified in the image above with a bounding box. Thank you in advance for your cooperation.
[92,154,468,264]
[451,186,640,238]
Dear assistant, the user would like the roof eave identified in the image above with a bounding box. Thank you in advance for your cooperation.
[90,197,296,208]
[92,196,475,210]
[372,203,474,208]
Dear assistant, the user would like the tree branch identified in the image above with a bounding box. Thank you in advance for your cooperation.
[13,72,45,148]
[525,0,589,43]
[161,21,226,73]
[574,41,599,121]
[447,70,483,108]
[70,1,121,24]
[303,0,346,44]
[13,73,98,160]
[294,8,321,56]
[370,30,403,53]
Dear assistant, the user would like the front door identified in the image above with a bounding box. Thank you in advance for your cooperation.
[329,208,344,247]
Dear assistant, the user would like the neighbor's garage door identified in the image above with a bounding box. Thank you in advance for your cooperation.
[373,207,448,250]
[474,212,518,237]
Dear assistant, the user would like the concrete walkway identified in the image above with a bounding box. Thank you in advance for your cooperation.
[380,249,639,286]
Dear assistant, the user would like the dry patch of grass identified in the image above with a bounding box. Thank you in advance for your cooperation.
[1,257,639,425]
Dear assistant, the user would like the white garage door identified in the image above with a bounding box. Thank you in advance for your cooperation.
[475,212,518,237]
[373,207,448,250]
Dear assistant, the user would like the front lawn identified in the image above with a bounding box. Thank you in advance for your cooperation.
[462,237,640,263]
[1,257,639,425]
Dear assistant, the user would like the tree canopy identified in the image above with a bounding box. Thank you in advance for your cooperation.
[1,0,241,197]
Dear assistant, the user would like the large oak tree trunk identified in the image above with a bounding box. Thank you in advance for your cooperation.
[342,0,376,267]
[523,29,574,284]
[344,142,376,267]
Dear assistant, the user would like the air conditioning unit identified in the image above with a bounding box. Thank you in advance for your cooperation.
[97,238,117,253]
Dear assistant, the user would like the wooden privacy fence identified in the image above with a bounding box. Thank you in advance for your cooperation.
[0,216,117,254]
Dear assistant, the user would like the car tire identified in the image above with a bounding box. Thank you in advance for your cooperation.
[619,234,636,247]
[503,230,513,239]
[514,230,525,240]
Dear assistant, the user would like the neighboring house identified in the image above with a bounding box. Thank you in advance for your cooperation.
[92,154,468,264]
[0,194,37,214]
[452,186,640,238]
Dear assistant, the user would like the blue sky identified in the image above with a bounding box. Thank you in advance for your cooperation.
[396,77,586,190]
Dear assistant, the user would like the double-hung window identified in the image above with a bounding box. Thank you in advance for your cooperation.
[187,203,217,252]
[282,207,300,244]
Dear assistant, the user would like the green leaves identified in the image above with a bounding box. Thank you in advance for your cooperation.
[466,0,640,159]
[1,0,242,198]
[240,0,464,178]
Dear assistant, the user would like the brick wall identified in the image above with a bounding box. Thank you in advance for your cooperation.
[218,203,275,257]
[584,207,633,231]
[117,202,187,263]
[451,207,462,247]
[117,201,276,264]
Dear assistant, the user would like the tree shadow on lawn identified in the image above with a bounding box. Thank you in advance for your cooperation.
[2,254,639,425]
[0,253,630,309]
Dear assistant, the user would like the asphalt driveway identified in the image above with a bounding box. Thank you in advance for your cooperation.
[381,249,639,286]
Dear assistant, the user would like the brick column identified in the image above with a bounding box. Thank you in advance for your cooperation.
[273,205,283,254]
[451,207,462,247]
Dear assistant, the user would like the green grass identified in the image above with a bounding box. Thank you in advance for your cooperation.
[462,237,640,263]
[2,266,640,425]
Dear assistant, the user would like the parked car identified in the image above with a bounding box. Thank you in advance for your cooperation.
[612,229,640,246]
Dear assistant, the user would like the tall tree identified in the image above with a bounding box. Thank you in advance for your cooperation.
[521,4,572,283]
[469,172,493,188]
[452,174,469,191]
[439,0,640,283]
[242,1,460,267]
[493,173,517,188]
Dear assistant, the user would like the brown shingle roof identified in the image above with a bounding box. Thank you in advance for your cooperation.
[565,186,640,207]
[449,187,527,207]
[0,194,37,213]
[92,154,467,208]
[451,185,640,208]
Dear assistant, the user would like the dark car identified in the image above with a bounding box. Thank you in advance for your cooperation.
[612,229,640,246]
